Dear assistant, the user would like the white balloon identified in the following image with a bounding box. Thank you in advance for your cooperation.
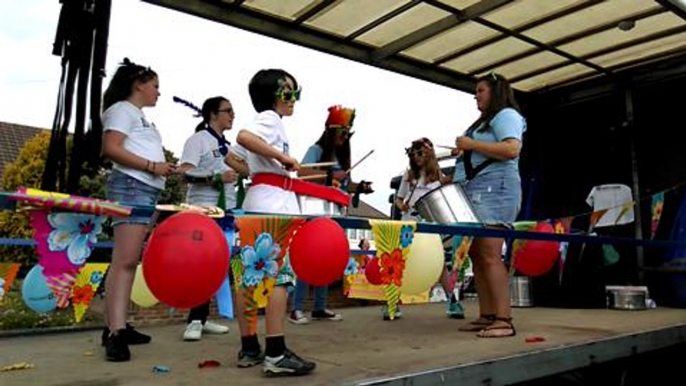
[401,233,444,295]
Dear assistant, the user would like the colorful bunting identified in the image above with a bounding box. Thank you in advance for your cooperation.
[70,263,108,322]
[369,220,416,320]
[651,192,665,239]
[0,263,20,301]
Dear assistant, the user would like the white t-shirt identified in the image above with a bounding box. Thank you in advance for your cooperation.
[102,101,166,189]
[243,110,290,177]
[241,110,299,214]
[586,184,635,228]
[397,170,441,220]
[180,129,237,210]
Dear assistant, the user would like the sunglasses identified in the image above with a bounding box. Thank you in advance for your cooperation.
[405,148,425,158]
[335,127,354,137]
[275,87,302,102]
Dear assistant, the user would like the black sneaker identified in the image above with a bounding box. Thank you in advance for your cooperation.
[105,331,130,362]
[101,323,151,346]
[237,349,265,368]
[311,309,342,321]
[262,349,316,377]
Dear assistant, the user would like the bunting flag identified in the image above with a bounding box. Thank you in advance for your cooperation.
[234,216,305,334]
[445,235,473,294]
[615,202,635,225]
[552,217,572,281]
[369,220,416,321]
[589,209,609,231]
[70,263,108,322]
[29,210,105,308]
[651,192,665,239]
[0,263,20,301]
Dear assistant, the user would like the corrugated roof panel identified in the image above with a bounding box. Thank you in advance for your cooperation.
[436,0,482,10]
[356,3,450,46]
[513,63,594,91]
[559,12,684,57]
[481,0,580,29]
[403,21,497,61]
[440,37,534,73]
[305,0,409,37]
[590,32,686,68]
[482,51,567,80]
[241,0,313,20]
[524,0,658,43]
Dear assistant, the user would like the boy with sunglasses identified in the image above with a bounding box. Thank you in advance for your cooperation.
[235,69,315,376]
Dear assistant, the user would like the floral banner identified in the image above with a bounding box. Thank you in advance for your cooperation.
[234,216,305,334]
[30,210,105,308]
[70,263,108,322]
[0,263,20,301]
[445,235,473,294]
[651,192,665,239]
[369,220,416,320]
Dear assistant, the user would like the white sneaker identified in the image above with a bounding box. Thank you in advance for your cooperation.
[183,320,203,341]
[202,321,229,334]
[287,310,310,325]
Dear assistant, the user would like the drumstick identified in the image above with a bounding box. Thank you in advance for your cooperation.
[297,174,328,181]
[346,149,375,175]
[300,162,337,169]
[436,144,456,150]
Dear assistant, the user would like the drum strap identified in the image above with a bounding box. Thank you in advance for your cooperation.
[463,151,496,181]
[252,173,350,207]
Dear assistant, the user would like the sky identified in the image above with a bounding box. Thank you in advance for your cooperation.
[0,0,479,215]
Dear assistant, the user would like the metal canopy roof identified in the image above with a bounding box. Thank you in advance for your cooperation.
[143,0,686,94]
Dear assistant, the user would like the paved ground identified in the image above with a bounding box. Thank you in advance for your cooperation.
[2,300,686,386]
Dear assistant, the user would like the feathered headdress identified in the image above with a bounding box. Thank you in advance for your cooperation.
[173,96,202,117]
[325,105,356,128]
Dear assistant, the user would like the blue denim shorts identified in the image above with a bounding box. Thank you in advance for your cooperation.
[106,169,161,226]
[465,170,521,226]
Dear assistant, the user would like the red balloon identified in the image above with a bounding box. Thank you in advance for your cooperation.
[514,222,560,276]
[142,212,229,309]
[364,257,383,285]
[289,218,349,287]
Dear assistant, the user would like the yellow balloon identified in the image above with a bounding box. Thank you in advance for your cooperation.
[401,233,444,295]
[131,264,158,307]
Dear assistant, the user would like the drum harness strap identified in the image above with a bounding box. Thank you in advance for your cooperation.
[462,124,498,181]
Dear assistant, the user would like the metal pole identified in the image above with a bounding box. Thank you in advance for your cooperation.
[625,88,645,284]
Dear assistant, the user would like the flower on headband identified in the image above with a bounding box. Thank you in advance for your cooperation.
[325,105,356,128]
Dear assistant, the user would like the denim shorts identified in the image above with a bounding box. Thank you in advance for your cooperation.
[106,169,161,226]
[465,170,521,226]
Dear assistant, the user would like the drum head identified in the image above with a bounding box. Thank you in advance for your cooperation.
[185,169,214,183]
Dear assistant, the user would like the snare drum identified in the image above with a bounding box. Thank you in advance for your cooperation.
[414,182,480,224]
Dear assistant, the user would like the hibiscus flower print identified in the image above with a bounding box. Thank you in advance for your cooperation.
[47,213,103,266]
[240,233,280,287]
[344,257,358,276]
[400,225,414,249]
[379,248,406,286]
[71,284,94,305]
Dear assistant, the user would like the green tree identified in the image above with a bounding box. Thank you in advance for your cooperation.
[0,131,185,264]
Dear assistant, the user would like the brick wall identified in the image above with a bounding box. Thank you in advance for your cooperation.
[126,281,377,325]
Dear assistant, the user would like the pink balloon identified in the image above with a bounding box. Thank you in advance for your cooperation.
[514,222,560,277]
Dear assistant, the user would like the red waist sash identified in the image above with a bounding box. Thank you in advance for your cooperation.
[251,173,350,207]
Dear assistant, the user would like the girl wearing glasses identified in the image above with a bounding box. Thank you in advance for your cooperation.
[393,138,465,320]
[100,58,176,362]
[452,73,525,338]
[175,96,246,342]
[288,105,359,325]
[235,69,315,376]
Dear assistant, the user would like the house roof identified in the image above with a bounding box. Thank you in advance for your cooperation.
[348,199,389,219]
[0,122,48,185]
[143,0,686,94]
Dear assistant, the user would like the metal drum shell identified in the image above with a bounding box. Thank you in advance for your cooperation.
[414,183,481,224]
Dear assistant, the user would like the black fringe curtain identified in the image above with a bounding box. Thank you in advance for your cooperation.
[42,0,111,193]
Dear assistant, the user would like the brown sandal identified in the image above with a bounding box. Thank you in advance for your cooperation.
[477,317,516,338]
[458,314,495,332]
